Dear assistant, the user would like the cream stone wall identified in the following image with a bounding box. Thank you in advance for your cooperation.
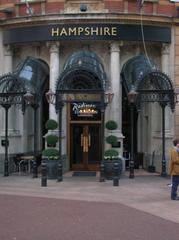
[0,38,174,173]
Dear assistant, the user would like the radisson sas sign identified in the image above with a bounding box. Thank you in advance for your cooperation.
[3,24,171,44]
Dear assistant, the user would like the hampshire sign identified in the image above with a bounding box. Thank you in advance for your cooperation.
[3,23,171,44]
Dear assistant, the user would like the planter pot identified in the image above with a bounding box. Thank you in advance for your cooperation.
[46,159,59,179]
[148,165,155,173]
[103,158,122,180]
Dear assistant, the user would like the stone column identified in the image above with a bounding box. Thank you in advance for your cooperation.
[109,42,124,170]
[47,42,60,120]
[110,42,122,135]
[161,43,172,134]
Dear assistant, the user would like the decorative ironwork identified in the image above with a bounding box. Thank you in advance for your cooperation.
[0,57,49,177]
[121,54,175,178]
[56,51,106,91]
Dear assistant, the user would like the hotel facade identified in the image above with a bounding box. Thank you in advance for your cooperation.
[0,0,178,175]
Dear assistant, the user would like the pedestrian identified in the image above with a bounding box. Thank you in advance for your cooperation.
[169,139,179,200]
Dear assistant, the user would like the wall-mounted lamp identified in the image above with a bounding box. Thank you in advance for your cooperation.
[105,91,114,105]
[45,89,56,104]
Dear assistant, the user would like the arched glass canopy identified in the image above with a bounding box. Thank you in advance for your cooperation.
[121,54,175,111]
[14,56,49,101]
[56,50,106,91]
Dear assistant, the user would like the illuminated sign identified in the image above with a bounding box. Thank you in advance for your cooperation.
[72,102,98,117]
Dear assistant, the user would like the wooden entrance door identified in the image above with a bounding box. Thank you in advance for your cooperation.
[70,124,101,171]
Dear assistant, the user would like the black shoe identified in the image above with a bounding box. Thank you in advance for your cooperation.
[171,197,179,200]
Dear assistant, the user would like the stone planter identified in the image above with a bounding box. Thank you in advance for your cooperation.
[46,159,59,179]
[103,158,122,180]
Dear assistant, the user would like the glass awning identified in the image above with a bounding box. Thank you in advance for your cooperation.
[121,54,156,93]
[56,50,106,91]
[121,54,175,110]
[14,57,49,100]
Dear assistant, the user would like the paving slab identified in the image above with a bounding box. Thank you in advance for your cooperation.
[0,170,179,225]
[0,194,179,240]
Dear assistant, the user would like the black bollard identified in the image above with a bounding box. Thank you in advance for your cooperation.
[113,162,119,186]
[32,157,38,178]
[99,162,105,182]
[41,160,47,187]
[57,161,63,182]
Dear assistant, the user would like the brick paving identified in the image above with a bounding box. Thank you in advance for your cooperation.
[0,171,179,240]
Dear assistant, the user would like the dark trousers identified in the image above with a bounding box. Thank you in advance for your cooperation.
[171,175,179,199]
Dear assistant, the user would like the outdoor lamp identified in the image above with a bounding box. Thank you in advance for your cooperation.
[127,86,138,104]
[24,90,34,105]
[45,89,56,104]
[127,86,138,179]
[105,91,114,105]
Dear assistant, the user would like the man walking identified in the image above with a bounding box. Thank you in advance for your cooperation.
[169,139,179,200]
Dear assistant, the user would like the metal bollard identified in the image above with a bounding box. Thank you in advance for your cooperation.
[113,162,119,186]
[99,162,105,182]
[57,161,63,182]
[41,160,47,187]
[32,158,38,178]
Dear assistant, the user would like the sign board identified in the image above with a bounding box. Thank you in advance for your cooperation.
[3,24,171,44]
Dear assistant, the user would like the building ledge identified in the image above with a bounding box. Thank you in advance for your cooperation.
[0,7,13,14]
[15,0,46,5]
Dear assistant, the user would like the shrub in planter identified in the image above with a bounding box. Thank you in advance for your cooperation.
[42,119,59,179]
[106,135,118,145]
[42,148,59,159]
[104,120,122,180]
[45,119,58,130]
[46,135,58,147]
[105,120,118,131]
[104,149,119,160]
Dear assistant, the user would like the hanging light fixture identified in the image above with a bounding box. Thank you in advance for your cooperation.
[127,86,138,104]
[45,89,56,104]
[105,90,114,105]
[24,90,34,105]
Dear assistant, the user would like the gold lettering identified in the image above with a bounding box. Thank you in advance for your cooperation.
[60,28,68,36]
[69,27,77,36]
[78,27,84,35]
[91,27,99,35]
[84,27,90,35]
[99,27,103,35]
[51,28,59,36]
[104,27,110,36]
[111,27,117,36]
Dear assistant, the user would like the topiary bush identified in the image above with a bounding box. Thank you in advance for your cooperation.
[45,119,58,130]
[106,135,118,145]
[42,148,59,160]
[105,120,119,160]
[104,149,119,159]
[43,119,59,160]
[46,135,58,147]
[105,120,118,130]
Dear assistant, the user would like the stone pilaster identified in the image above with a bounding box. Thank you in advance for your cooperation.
[161,43,173,135]
[110,41,122,135]
[161,43,170,75]
[109,42,124,170]
[47,42,60,121]
[4,45,13,73]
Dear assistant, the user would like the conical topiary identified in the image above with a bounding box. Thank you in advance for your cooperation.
[105,120,119,160]
[43,119,59,160]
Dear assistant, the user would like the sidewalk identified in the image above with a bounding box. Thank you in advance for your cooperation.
[0,170,178,224]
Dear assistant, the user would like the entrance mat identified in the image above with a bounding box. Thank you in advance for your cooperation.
[72,171,96,177]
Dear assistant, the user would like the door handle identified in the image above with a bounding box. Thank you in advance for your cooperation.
[88,134,91,147]
[81,133,90,152]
